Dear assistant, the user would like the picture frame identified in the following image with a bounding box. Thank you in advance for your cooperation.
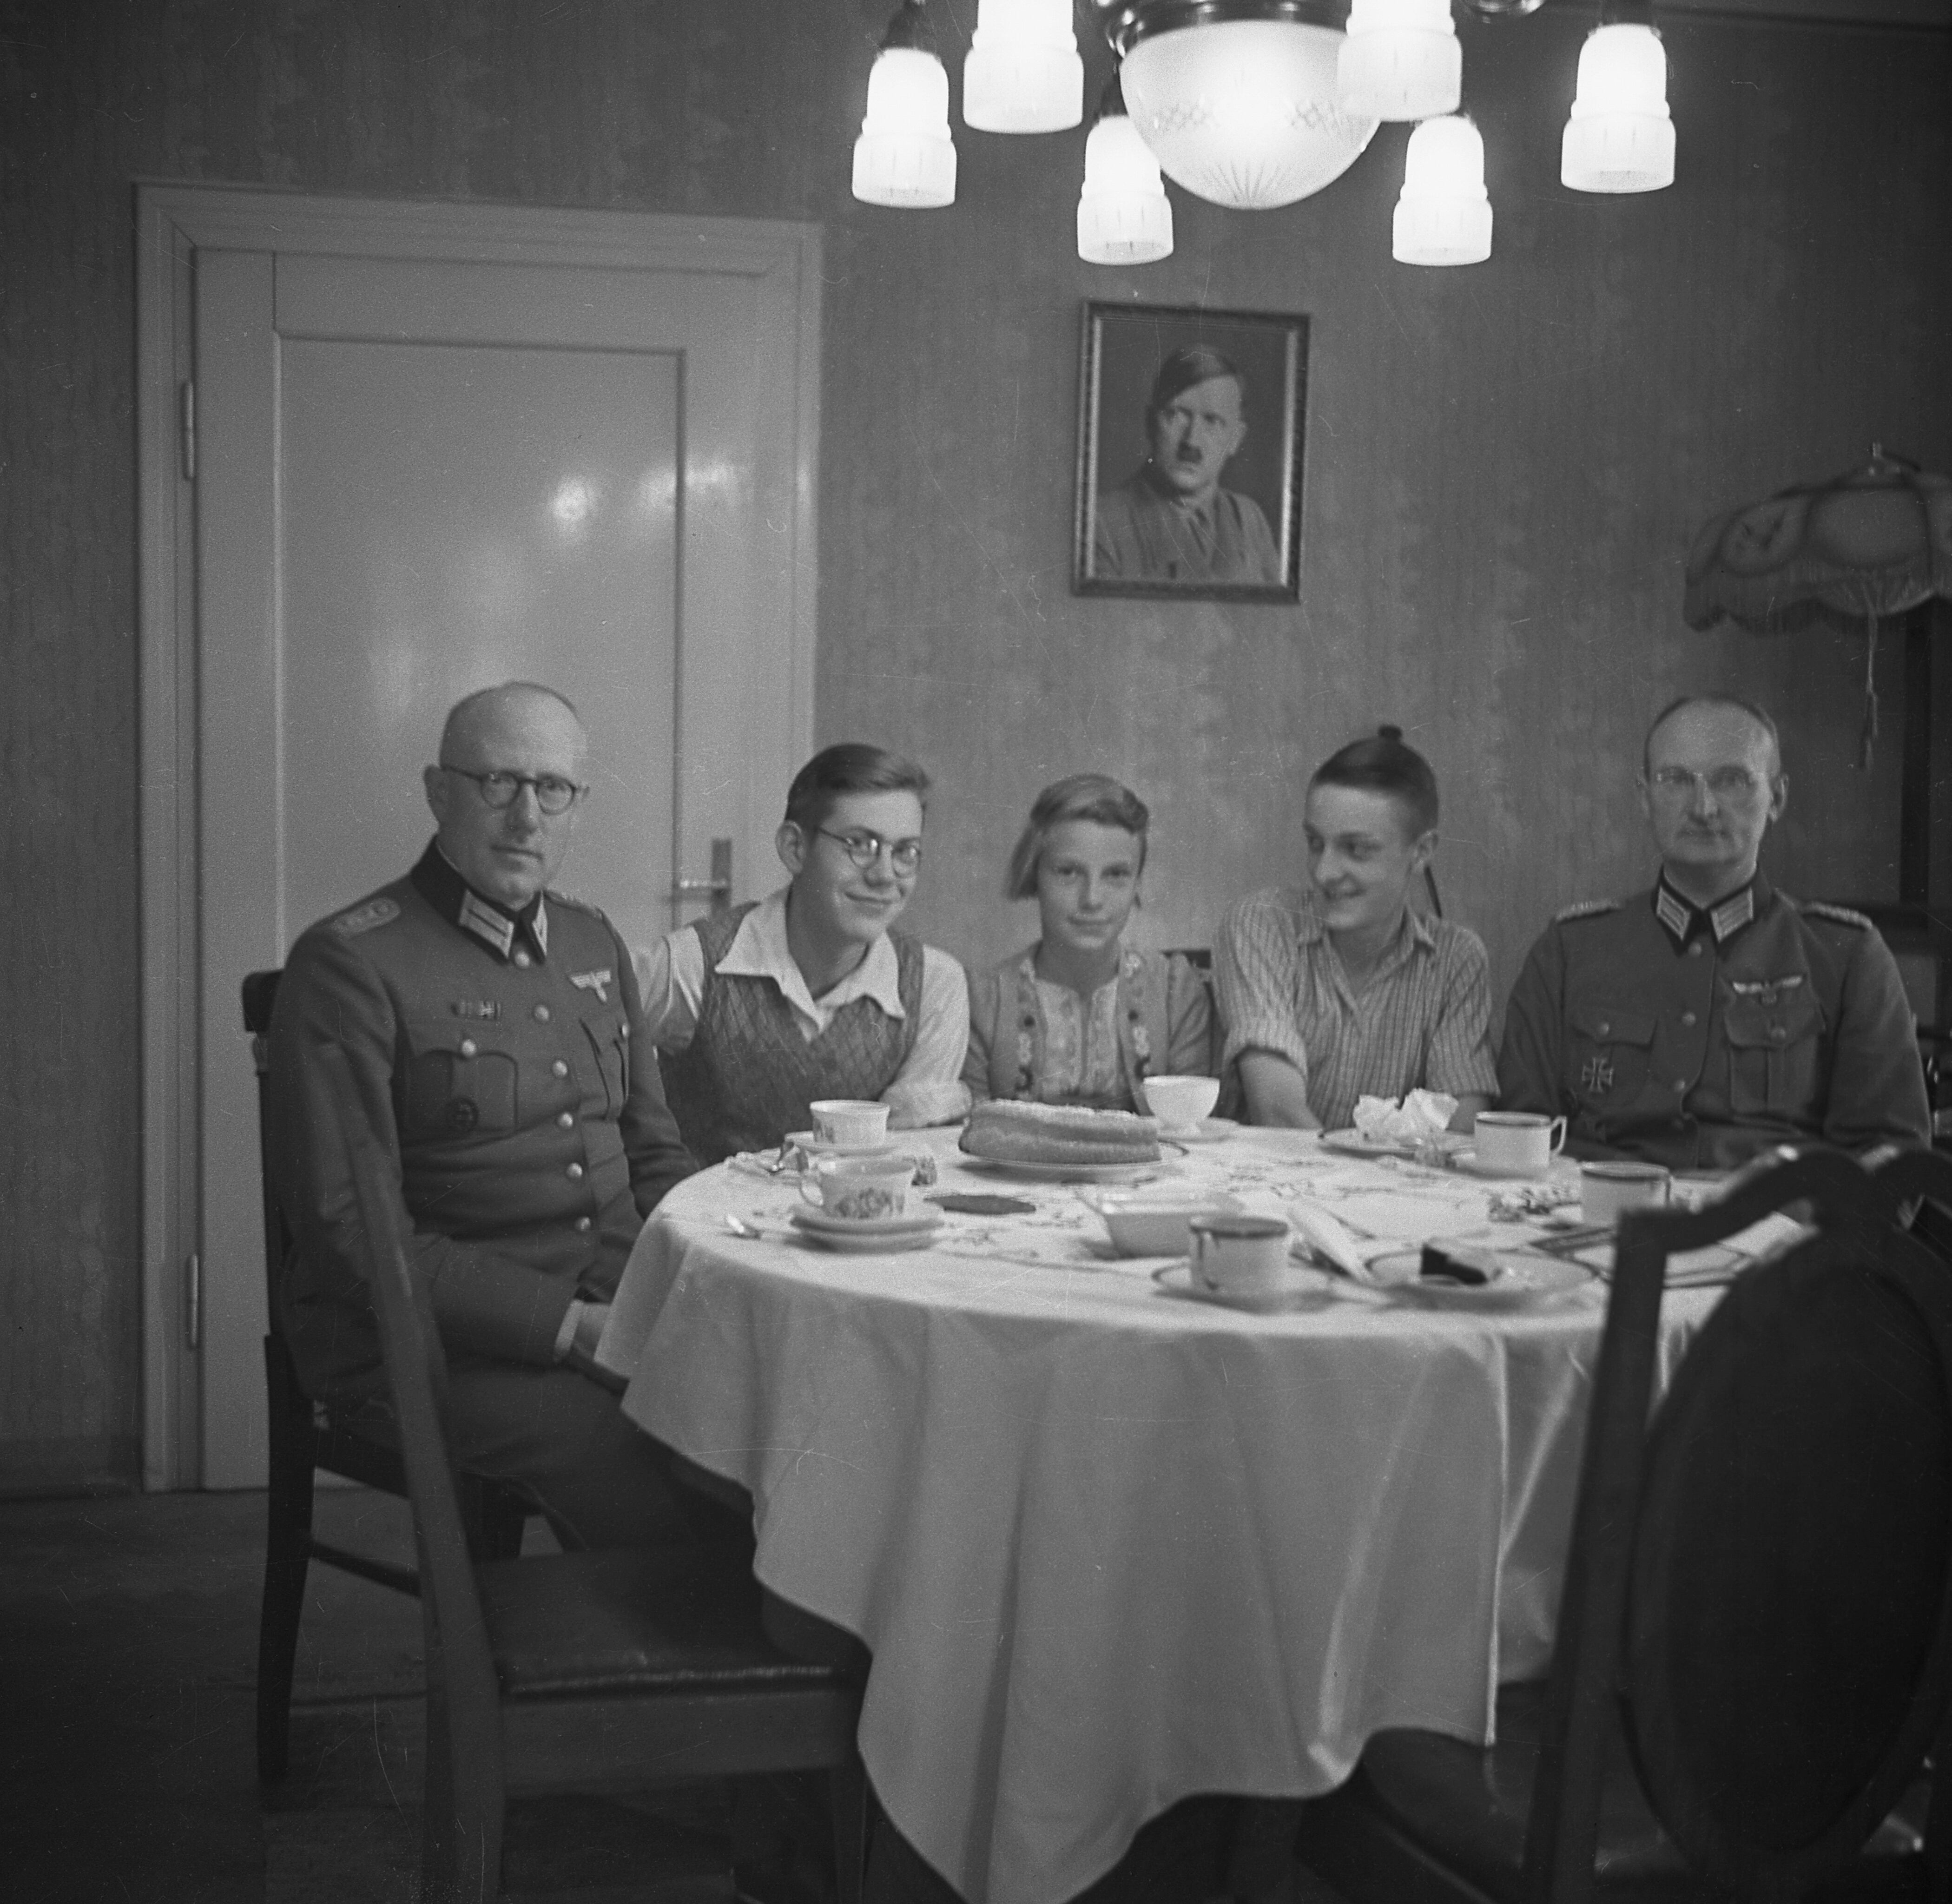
[1073,300,1307,603]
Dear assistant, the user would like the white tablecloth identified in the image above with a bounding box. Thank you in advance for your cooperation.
[599,1128,1715,1904]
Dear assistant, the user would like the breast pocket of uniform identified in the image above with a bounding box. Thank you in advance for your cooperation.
[580,1013,630,1116]
[1566,1004,1657,1109]
[1724,990,1826,1117]
[402,1023,520,1137]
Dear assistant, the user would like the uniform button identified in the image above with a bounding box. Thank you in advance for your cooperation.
[566,1162,584,1180]
[1688,943,1704,958]
[459,1038,478,1058]
[514,949,532,969]
[1597,1021,1610,1036]
[553,1060,570,1078]
[1681,1012,1697,1028]
[574,1217,592,1233]
[620,1022,630,1039]
[557,1111,574,1129]
[1770,1026,1786,1042]
[534,1003,551,1023]
[1674,1080,1689,1093]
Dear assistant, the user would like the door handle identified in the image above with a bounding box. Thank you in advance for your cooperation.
[673,837,733,912]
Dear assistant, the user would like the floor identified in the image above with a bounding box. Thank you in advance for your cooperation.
[0,1488,1348,1904]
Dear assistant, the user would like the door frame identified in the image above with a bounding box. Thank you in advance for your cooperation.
[135,183,822,1489]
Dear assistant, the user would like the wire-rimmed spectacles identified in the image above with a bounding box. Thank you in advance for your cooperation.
[1646,766,1769,802]
[816,827,923,875]
[442,766,586,816]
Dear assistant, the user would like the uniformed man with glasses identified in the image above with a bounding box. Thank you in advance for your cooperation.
[1497,694,1929,1169]
[268,682,722,1552]
[637,742,972,1163]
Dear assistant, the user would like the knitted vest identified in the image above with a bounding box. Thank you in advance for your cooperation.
[659,902,923,1164]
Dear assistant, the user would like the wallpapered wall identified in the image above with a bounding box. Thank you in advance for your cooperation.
[1,0,1948,1490]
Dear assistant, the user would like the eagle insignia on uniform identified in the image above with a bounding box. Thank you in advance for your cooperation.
[571,968,614,1003]
[330,897,399,938]
[1555,898,1621,923]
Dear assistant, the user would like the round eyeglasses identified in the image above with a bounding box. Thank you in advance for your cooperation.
[442,766,586,816]
[816,827,923,876]
[1647,766,1767,802]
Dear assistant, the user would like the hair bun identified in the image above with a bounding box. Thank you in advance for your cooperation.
[1378,724,1403,742]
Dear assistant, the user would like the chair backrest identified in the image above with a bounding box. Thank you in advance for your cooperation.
[1524,1146,1952,1904]
[243,970,291,1324]
[314,1039,508,1799]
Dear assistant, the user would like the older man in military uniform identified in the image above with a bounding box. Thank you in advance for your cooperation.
[1497,695,1929,1171]
[269,682,706,1549]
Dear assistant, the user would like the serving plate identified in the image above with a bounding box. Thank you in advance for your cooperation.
[787,1206,943,1253]
[962,1155,1165,1185]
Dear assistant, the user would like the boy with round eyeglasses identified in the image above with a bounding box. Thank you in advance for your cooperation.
[1497,694,1929,1169]
[637,743,972,1163]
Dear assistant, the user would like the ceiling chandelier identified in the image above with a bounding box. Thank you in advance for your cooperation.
[851,0,1675,266]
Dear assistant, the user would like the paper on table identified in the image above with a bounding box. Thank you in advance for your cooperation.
[1287,1199,1376,1281]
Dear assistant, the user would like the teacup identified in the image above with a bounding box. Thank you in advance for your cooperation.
[808,1098,891,1149]
[1580,1160,1671,1226]
[798,1155,915,1224]
[1141,1074,1221,1132]
[1188,1213,1292,1297]
[1472,1111,1567,1178]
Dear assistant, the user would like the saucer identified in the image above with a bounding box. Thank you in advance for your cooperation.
[785,1130,897,1159]
[788,1206,943,1253]
[1151,1261,1331,1314]
[1320,1128,1462,1161]
[1450,1151,1556,1182]
[1160,1117,1238,1146]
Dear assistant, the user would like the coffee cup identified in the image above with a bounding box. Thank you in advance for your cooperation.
[808,1098,890,1149]
[1141,1074,1221,1132]
[1188,1213,1292,1296]
[1580,1160,1671,1226]
[1471,1111,1567,1178]
[798,1155,915,1223]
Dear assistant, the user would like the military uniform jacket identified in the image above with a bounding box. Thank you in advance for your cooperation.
[268,842,696,1401]
[1497,875,1930,1172]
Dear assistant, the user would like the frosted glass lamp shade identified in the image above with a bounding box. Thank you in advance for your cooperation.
[1078,114,1174,264]
[853,46,958,206]
[1119,20,1378,211]
[1392,114,1491,264]
[1560,23,1675,194]
[1338,0,1463,124]
[964,0,1083,132]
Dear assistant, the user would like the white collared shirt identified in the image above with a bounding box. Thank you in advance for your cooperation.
[634,887,971,1128]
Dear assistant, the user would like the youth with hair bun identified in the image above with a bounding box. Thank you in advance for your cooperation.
[963,773,1214,1110]
[1213,726,1495,1133]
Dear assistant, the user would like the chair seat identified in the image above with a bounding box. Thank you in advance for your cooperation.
[479,1544,853,1701]
[1343,1682,1927,1904]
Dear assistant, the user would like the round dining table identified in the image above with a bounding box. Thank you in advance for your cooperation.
[596,1124,1721,1904]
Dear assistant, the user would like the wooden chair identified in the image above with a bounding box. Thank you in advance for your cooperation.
[1294,1143,1952,1904]
[313,1037,869,1904]
[245,970,531,1785]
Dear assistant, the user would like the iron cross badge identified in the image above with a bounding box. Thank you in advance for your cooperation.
[1580,1055,1615,1095]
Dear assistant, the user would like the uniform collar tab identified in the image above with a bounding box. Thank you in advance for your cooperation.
[415,840,549,962]
[1653,872,1758,951]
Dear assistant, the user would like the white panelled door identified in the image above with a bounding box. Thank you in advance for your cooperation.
[137,194,819,1489]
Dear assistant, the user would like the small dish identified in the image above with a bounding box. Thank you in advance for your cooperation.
[1319,1128,1461,1161]
[963,1155,1165,1185]
[1450,1150,1555,1182]
[1364,1250,1592,1309]
[1151,1261,1332,1314]
[787,1206,943,1253]
[1079,1187,1244,1257]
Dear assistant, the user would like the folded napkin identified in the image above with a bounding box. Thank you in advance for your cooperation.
[1287,1198,1376,1282]
[1352,1089,1457,1145]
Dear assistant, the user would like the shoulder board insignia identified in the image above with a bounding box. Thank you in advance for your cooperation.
[330,897,400,938]
[1799,900,1872,931]
[1554,899,1622,924]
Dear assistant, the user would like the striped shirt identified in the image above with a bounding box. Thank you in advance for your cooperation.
[1214,886,1497,1132]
